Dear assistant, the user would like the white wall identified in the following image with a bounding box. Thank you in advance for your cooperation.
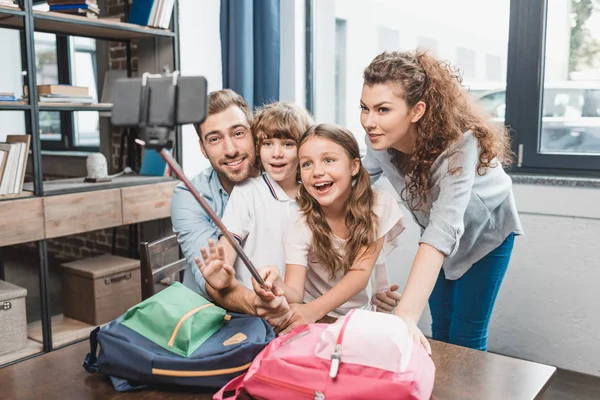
[178,0,222,177]
[385,183,600,377]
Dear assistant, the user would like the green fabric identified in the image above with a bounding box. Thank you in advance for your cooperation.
[120,282,227,357]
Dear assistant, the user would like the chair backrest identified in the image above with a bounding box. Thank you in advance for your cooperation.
[139,234,187,300]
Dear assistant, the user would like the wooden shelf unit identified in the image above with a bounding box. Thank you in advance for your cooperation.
[38,102,112,112]
[0,340,43,367]
[0,0,181,365]
[27,314,97,350]
[0,8,175,40]
[0,178,178,247]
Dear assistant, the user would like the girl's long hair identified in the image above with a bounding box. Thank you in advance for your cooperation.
[297,124,377,279]
[363,50,512,210]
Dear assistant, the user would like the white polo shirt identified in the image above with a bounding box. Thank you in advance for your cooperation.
[221,173,298,289]
[284,188,405,317]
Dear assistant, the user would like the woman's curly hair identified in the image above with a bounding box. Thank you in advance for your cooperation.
[297,124,377,279]
[363,50,512,210]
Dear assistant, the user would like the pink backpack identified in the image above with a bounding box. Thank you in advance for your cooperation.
[214,309,435,400]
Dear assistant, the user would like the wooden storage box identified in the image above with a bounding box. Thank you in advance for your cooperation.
[59,254,141,325]
[0,280,28,357]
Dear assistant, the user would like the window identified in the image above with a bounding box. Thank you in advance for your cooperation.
[310,0,510,154]
[417,36,438,55]
[35,33,61,143]
[71,37,99,148]
[378,26,400,53]
[540,1,600,157]
[504,0,600,173]
[456,47,476,79]
[486,54,503,81]
[335,19,347,125]
[34,33,100,151]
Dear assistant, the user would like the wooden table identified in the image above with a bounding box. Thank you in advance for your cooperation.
[0,340,556,400]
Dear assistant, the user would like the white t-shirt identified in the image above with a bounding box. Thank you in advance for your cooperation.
[284,188,405,317]
[221,173,298,289]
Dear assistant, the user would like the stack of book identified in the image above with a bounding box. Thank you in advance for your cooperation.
[0,92,16,102]
[47,0,100,19]
[128,0,175,29]
[0,135,31,196]
[0,0,18,8]
[24,84,94,104]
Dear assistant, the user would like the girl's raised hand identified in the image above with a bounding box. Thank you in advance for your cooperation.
[252,266,284,301]
[195,239,235,290]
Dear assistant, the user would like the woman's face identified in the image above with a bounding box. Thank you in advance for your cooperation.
[360,83,424,153]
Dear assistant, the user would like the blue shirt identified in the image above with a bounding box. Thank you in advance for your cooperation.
[170,167,229,298]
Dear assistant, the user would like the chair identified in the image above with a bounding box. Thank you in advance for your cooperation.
[139,234,187,300]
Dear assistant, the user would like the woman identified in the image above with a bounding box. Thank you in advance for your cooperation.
[360,50,523,352]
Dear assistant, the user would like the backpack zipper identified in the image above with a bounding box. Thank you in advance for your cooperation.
[167,303,216,347]
[152,362,251,377]
[329,309,354,379]
[254,374,325,399]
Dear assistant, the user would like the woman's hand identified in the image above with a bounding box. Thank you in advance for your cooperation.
[252,266,284,302]
[396,311,431,355]
[278,303,319,336]
[372,283,402,313]
[195,239,235,290]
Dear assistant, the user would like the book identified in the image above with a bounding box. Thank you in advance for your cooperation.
[49,4,100,15]
[128,0,174,29]
[6,135,31,194]
[0,143,18,195]
[24,84,90,97]
[0,150,7,191]
[139,148,170,176]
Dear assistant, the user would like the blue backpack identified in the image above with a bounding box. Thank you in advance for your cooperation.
[83,282,275,392]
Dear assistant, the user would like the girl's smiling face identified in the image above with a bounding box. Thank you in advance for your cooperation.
[298,136,360,211]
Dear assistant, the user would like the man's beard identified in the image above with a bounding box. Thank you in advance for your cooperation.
[214,153,256,184]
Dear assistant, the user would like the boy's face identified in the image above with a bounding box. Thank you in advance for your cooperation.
[259,136,298,185]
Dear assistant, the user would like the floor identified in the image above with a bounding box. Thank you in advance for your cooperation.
[544,369,600,400]
[1,253,600,398]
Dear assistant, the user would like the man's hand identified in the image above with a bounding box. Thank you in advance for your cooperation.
[253,293,293,333]
[372,283,402,313]
[278,303,319,336]
[195,239,235,290]
[252,266,284,302]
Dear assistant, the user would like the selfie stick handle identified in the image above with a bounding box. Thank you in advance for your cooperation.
[157,147,268,289]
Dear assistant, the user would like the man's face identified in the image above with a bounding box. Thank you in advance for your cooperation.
[199,105,256,191]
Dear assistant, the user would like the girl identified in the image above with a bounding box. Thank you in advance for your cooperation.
[254,124,405,332]
[194,102,313,292]
[360,50,523,352]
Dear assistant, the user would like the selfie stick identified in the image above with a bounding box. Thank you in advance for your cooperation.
[111,70,267,289]
[135,139,268,290]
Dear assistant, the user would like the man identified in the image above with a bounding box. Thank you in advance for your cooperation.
[170,89,290,328]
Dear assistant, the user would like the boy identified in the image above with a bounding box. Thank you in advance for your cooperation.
[195,102,313,291]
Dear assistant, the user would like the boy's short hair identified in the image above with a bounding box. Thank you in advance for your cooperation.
[195,89,252,140]
[252,102,314,147]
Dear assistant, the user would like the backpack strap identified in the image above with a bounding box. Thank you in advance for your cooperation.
[83,326,101,373]
[213,373,251,400]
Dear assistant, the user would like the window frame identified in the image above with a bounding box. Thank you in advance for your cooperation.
[306,0,600,177]
[506,0,600,176]
[36,34,100,153]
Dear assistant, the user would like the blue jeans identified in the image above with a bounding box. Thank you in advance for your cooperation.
[428,233,515,351]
